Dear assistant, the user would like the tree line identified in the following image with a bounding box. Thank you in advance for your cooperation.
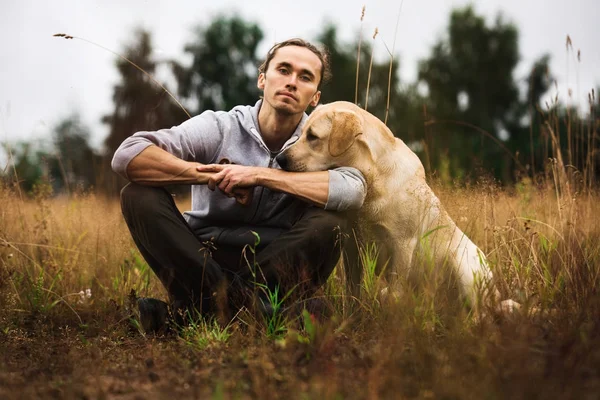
[3,6,598,195]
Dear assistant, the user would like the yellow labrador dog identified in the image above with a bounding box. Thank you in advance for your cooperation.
[277,101,499,309]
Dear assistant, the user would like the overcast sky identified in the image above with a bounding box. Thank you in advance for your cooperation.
[1,0,598,162]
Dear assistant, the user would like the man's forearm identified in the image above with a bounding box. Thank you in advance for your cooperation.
[257,168,329,208]
[126,145,212,185]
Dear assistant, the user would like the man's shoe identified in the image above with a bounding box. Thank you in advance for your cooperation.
[136,297,171,334]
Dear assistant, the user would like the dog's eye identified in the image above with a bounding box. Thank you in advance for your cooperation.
[306,131,318,142]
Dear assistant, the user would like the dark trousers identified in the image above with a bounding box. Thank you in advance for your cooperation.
[120,183,355,317]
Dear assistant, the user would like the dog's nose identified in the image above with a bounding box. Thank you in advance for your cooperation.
[275,153,289,170]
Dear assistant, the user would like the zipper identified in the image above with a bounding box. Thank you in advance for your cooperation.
[247,127,299,224]
[248,127,299,152]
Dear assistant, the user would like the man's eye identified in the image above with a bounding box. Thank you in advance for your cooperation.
[300,75,312,82]
[278,68,289,74]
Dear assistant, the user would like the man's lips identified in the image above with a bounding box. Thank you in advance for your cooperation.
[277,91,297,101]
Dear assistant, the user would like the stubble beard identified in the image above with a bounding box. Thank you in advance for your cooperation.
[267,96,301,116]
[273,104,297,116]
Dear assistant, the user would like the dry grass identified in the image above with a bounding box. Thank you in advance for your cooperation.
[6,18,596,399]
[1,173,600,399]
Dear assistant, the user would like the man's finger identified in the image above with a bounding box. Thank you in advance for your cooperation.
[218,177,231,193]
[224,179,239,194]
[208,170,226,190]
[196,164,224,172]
[207,177,216,191]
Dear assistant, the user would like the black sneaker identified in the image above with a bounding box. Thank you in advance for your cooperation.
[136,297,171,334]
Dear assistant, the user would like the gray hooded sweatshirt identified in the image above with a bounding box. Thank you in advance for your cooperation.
[111,100,366,247]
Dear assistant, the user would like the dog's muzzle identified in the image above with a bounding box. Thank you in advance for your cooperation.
[275,152,289,170]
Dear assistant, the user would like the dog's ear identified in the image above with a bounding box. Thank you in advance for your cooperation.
[328,110,363,157]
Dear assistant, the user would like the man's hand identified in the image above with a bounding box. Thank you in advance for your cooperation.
[196,164,259,205]
[197,163,330,209]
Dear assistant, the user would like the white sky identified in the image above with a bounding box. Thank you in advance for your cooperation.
[1,0,598,161]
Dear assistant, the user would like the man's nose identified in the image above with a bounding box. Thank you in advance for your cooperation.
[286,74,298,88]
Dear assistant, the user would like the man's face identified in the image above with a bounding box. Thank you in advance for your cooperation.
[258,45,322,115]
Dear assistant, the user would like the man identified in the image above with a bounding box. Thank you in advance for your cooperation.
[111,38,366,333]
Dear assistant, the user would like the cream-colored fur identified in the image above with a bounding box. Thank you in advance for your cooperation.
[278,101,497,308]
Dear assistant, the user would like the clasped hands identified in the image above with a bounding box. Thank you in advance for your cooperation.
[196,164,258,206]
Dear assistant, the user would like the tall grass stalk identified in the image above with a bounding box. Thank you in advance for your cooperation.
[384,1,404,125]
[364,28,378,111]
[359,241,383,302]
[355,6,366,105]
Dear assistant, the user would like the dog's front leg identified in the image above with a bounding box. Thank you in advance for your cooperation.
[446,226,495,309]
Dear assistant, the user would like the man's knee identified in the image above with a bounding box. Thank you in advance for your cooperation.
[120,182,171,216]
[302,209,353,245]
[121,182,156,201]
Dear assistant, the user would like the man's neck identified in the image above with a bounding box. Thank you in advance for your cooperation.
[257,102,303,151]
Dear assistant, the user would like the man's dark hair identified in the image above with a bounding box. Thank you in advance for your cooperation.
[258,38,332,90]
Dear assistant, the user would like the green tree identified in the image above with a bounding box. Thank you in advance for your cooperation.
[172,15,264,114]
[417,6,527,181]
[48,114,100,193]
[103,28,187,159]
[1,142,45,194]
[1,115,101,195]
[505,54,553,179]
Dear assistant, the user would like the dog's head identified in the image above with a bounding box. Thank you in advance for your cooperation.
[277,101,369,172]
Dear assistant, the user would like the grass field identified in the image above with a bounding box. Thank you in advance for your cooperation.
[1,168,600,399]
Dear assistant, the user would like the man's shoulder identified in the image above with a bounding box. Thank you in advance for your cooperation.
[190,101,258,123]
[178,101,260,138]
[183,108,238,129]
[230,100,261,118]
